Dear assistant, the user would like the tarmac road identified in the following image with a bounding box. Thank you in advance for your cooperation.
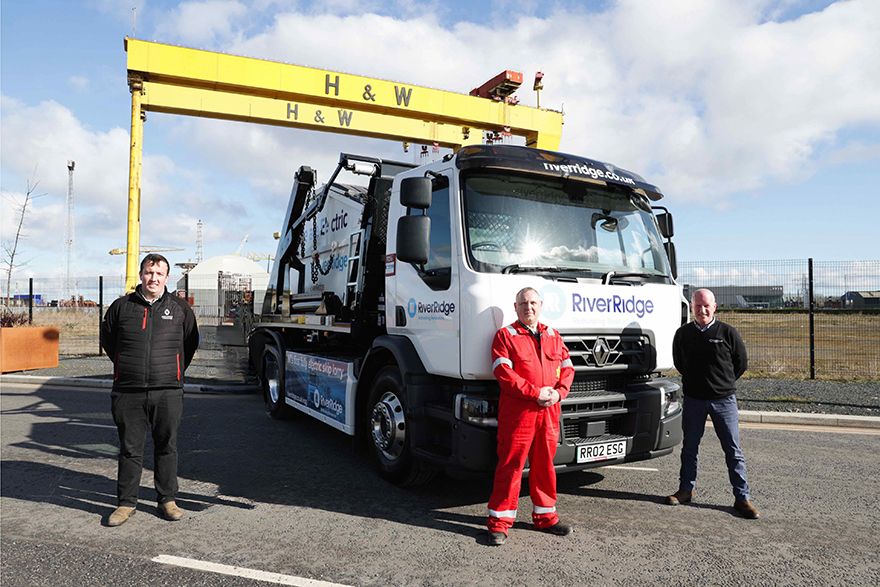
[2,381,879,586]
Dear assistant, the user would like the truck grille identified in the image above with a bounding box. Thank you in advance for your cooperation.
[562,417,627,444]
[563,333,651,371]
[564,376,628,406]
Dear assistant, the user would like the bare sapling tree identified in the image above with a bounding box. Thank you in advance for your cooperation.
[3,177,45,306]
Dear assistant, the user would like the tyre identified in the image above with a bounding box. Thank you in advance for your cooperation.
[262,345,290,419]
[366,366,436,486]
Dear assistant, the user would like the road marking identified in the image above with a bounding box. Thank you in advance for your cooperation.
[152,555,352,586]
[600,465,658,472]
[68,422,116,429]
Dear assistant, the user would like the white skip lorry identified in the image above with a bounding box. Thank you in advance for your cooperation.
[248,144,684,484]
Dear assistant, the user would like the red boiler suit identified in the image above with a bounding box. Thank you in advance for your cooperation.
[487,321,575,534]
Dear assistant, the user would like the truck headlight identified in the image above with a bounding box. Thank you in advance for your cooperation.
[660,383,681,418]
[454,394,498,427]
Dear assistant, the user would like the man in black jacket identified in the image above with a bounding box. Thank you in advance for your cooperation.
[665,288,760,519]
[100,254,199,527]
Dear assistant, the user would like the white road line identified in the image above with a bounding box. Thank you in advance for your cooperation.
[152,555,352,587]
[600,465,659,472]
[68,422,116,429]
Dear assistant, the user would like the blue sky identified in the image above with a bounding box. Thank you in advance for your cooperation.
[2,0,878,287]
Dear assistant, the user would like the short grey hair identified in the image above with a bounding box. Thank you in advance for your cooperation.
[515,287,541,303]
[691,288,716,304]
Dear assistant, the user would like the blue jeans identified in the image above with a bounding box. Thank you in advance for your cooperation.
[678,394,750,502]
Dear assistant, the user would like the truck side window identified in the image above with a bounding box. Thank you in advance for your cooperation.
[418,177,452,291]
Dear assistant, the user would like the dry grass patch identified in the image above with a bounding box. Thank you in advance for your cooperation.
[719,311,880,381]
[31,308,102,355]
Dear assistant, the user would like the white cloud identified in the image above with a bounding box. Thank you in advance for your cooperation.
[601,0,880,200]
[154,0,249,46]
[68,76,90,91]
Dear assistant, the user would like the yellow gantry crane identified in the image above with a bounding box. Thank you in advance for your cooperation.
[123,38,564,291]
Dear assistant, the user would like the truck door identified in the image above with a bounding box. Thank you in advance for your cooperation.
[389,171,460,378]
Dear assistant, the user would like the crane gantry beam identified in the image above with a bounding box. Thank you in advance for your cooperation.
[138,81,488,148]
[123,37,564,291]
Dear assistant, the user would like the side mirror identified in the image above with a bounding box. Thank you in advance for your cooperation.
[400,177,432,209]
[396,216,431,264]
[664,241,677,279]
[656,212,674,239]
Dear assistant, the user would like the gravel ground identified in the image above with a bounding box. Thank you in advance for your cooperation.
[734,377,880,416]
[6,325,878,416]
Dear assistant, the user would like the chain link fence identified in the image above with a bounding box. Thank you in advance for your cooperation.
[678,259,880,380]
[4,259,879,380]
[2,272,263,356]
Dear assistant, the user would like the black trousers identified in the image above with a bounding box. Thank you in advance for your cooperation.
[111,388,183,506]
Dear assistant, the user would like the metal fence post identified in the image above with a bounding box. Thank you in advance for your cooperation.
[808,258,815,379]
[28,277,34,324]
[98,276,104,356]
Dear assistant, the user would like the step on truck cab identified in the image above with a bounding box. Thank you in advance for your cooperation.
[249,144,684,485]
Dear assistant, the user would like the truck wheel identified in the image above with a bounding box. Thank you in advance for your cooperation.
[366,367,436,486]
[262,346,289,419]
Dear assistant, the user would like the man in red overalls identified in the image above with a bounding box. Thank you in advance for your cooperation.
[486,287,575,546]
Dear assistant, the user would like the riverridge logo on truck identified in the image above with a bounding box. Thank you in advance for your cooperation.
[310,385,344,417]
[540,285,656,320]
[407,298,456,320]
[542,162,636,186]
[572,293,655,318]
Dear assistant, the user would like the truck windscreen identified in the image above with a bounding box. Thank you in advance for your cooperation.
[463,173,671,279]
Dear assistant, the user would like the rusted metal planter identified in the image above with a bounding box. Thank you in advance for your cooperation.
[0,326,60,373]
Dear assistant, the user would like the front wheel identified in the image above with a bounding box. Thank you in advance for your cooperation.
[366,367,436,486]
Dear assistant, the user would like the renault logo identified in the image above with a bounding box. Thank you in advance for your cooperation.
[592,337,611,367]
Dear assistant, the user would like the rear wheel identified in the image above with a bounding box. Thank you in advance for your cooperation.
[366,367,436,485]
[262,345,289,419]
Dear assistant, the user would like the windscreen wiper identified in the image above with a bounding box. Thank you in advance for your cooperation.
[502,264,588,275]
[502,264,562,275]
[602,270,658,284]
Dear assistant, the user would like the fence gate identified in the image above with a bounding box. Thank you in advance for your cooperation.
[217,271,252,325]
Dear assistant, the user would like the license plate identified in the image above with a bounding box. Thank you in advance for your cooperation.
[576,440,626,463]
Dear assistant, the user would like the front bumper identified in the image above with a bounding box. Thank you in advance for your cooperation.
[412,377,683,475]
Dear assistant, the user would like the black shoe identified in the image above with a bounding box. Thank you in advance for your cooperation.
[488,531,507,546]
[541,522,572,536]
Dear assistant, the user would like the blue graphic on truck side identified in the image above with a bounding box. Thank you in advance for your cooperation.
[286,353,348,424]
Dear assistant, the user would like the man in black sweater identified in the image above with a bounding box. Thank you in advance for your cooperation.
[100,254,199,527]
[665,288,759,519]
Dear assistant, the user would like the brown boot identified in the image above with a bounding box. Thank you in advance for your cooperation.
[107,506,136,527]
[734,500,760,519]
[665,490,693,506]
[159,501,184,521]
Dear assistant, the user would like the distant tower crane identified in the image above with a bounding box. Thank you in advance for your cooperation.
[65,160,75,301]
[234,234,249,256]
[196,219,204,263]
